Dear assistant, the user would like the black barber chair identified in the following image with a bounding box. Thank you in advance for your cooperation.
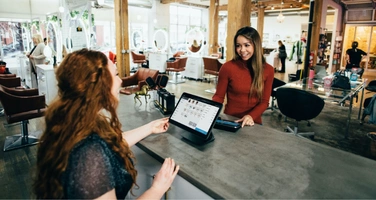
[0,85,46,151]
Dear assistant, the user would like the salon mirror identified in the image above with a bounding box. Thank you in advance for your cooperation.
[46,22,57,53]
[68,19,88,51]
[186,29,204,54]
[131,30,142,50]
[153,29,168,51]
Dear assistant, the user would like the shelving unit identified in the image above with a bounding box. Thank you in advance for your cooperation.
[332,38,342,72]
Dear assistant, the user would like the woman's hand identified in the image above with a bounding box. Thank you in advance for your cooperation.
[151,158,179,193]
[235,115,254,127]
[149,117,170,134]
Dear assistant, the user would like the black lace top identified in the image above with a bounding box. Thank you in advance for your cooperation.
[62,134,133,199]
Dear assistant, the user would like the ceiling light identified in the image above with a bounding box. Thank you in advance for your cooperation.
[290,4,293,8]
[271,6,274,10]
[276,0,284,23]
[59,6,65,13]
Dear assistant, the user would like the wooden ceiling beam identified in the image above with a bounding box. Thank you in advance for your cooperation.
[160,0,186,4]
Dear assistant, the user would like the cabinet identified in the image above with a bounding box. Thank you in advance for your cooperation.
[36,65,57,105]
[148,52,168,73]
[332,39,342,72]
[184,56,203,80]
[127,146,213,199]
[19,56,33,88]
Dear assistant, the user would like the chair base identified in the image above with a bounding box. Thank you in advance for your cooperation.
[285,125,314,139]
[3,133,40,151]
[169,72,185,84]
[168,79,185,84]
[205,88,216,94]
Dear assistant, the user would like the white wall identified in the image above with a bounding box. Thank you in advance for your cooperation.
[253,15,309,49]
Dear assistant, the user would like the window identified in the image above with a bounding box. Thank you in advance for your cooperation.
[170,5,202,53]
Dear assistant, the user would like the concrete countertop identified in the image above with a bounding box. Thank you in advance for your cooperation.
[118,95,376,199]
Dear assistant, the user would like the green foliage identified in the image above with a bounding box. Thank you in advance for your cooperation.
[70,10,95,26]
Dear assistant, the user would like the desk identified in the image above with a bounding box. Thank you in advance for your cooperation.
[118,94,376,199]
[276,78,365,138]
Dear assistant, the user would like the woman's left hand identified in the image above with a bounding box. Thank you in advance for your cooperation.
[149,117,170,134]
[235,115,254,127]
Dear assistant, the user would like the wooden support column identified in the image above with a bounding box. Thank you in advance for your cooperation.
[226,0,251,61]
[310,0,323,66]
[257,4,265,41]
[114,0,130,77]
[208,0,219,56]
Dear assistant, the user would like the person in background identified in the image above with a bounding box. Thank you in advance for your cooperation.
[346,41,367,78]
[277,40,287,73]
[212,26,274,127]
[27,34,45,86]
[62,45,68,59]
[33,49,179,199]
[346,41,367,70]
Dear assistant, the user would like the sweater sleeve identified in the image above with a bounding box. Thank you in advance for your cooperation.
[212,61,231,103]
[247,63,274,121]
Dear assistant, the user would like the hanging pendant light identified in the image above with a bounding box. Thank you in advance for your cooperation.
[276,0,284,23]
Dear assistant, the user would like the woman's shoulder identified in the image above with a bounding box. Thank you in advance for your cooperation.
[71,134,109,155]
[263,62,274,73]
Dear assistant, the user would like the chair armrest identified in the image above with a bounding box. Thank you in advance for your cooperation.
[121,75,138,87]
[3,87,39,96]
[166,61,179,69]
[1,94,46,115]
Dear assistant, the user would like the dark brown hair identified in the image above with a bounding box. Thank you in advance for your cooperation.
[232,26,265,101]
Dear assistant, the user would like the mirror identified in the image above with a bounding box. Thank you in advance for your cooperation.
[68,19,88,51]
[131,30,142,50]
[46,22,57,54]
[153,29,168,51]
[186,29,204,54]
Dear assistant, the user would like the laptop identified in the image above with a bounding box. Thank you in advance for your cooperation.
[169,92,223,145]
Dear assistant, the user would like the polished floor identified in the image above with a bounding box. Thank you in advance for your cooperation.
[1,59,376,199]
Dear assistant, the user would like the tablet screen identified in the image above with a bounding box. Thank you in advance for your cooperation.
[169,92,222,140]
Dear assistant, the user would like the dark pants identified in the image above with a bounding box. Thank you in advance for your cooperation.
[280,57,286,72]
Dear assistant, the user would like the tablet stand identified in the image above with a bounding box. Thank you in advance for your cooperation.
[180,131,215,145]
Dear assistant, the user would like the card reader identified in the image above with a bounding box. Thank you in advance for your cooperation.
[214,119,241,132]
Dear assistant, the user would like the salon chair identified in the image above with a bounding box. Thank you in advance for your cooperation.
[120,68,159,95]
[202,56,222,93]
[0,76,21,88]
[267,78,286,111]
[0,74,16,78]
[109,51,117,64]
[131,51,147,72]
[276,87,325,139]
[0,85,46,151]
[166,57,187,84]
[361,80,376,124]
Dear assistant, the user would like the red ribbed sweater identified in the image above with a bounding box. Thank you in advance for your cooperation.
[212,59,274,124]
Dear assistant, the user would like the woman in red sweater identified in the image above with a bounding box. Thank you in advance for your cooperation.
[212,26,274,127]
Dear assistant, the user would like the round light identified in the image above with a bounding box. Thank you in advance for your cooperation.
[59,6,65,13]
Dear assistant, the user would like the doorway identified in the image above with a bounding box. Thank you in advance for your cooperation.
[343,25,376,70]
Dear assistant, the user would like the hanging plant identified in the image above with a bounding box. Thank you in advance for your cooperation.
[82,10,95,26]
[22,22,31,30]
[70,10,95,26]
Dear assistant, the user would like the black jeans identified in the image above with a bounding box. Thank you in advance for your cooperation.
[280,57,286,72]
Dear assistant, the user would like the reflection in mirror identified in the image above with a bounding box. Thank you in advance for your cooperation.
[153,29,168,51]
[68,19,88,51]
[186,29,204,54]
[132,30,142,49]
[46,23,57,54]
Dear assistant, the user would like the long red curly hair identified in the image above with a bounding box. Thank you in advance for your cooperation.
[33,49,137,198]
